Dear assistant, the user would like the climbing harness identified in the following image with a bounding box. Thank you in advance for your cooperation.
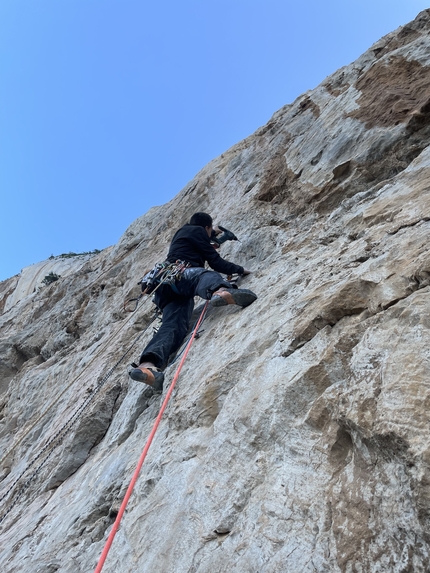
[123,260,190,312]
[0,307,159,525]
[139,260,190,294]
[94,301,209,573]
[123,226,240,311]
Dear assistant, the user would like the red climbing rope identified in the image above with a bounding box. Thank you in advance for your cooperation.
[94,301,209,573]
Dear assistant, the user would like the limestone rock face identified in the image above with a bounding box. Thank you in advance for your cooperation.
[2,254,100,313]
[1,10,430,573]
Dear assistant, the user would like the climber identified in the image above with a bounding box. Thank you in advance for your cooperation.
[129,212,257,391]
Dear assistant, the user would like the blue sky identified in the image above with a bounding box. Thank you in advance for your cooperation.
[1,0,428,281]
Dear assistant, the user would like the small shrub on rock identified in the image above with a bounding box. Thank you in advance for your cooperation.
[42,272,61,286]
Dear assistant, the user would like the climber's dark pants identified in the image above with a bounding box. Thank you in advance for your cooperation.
[139,268,231,369]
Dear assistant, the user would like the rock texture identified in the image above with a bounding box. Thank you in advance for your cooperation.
[1,10,430,573]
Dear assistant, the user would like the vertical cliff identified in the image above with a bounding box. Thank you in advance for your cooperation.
[1,10,430,573]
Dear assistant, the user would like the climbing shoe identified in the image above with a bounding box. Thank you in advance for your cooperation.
[211,288,257,308]
[129,366,164,392]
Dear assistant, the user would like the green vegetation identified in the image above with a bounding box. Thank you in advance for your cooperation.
[48,249,101,260]
[42,272,61,285]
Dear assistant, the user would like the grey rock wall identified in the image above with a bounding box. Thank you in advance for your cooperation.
[1,10,430,572]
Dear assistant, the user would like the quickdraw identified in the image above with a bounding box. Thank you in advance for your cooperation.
[139,260,190,294]
[124,261,190,312]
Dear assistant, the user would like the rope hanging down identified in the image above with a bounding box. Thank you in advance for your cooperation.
[0,311,159,525]
[0,298,156,469]
[94,300,209,573]
[1,230,177,468]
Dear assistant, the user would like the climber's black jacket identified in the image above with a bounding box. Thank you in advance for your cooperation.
[167,224,244,276]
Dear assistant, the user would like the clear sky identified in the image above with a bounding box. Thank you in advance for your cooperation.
[1,0,428,281]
